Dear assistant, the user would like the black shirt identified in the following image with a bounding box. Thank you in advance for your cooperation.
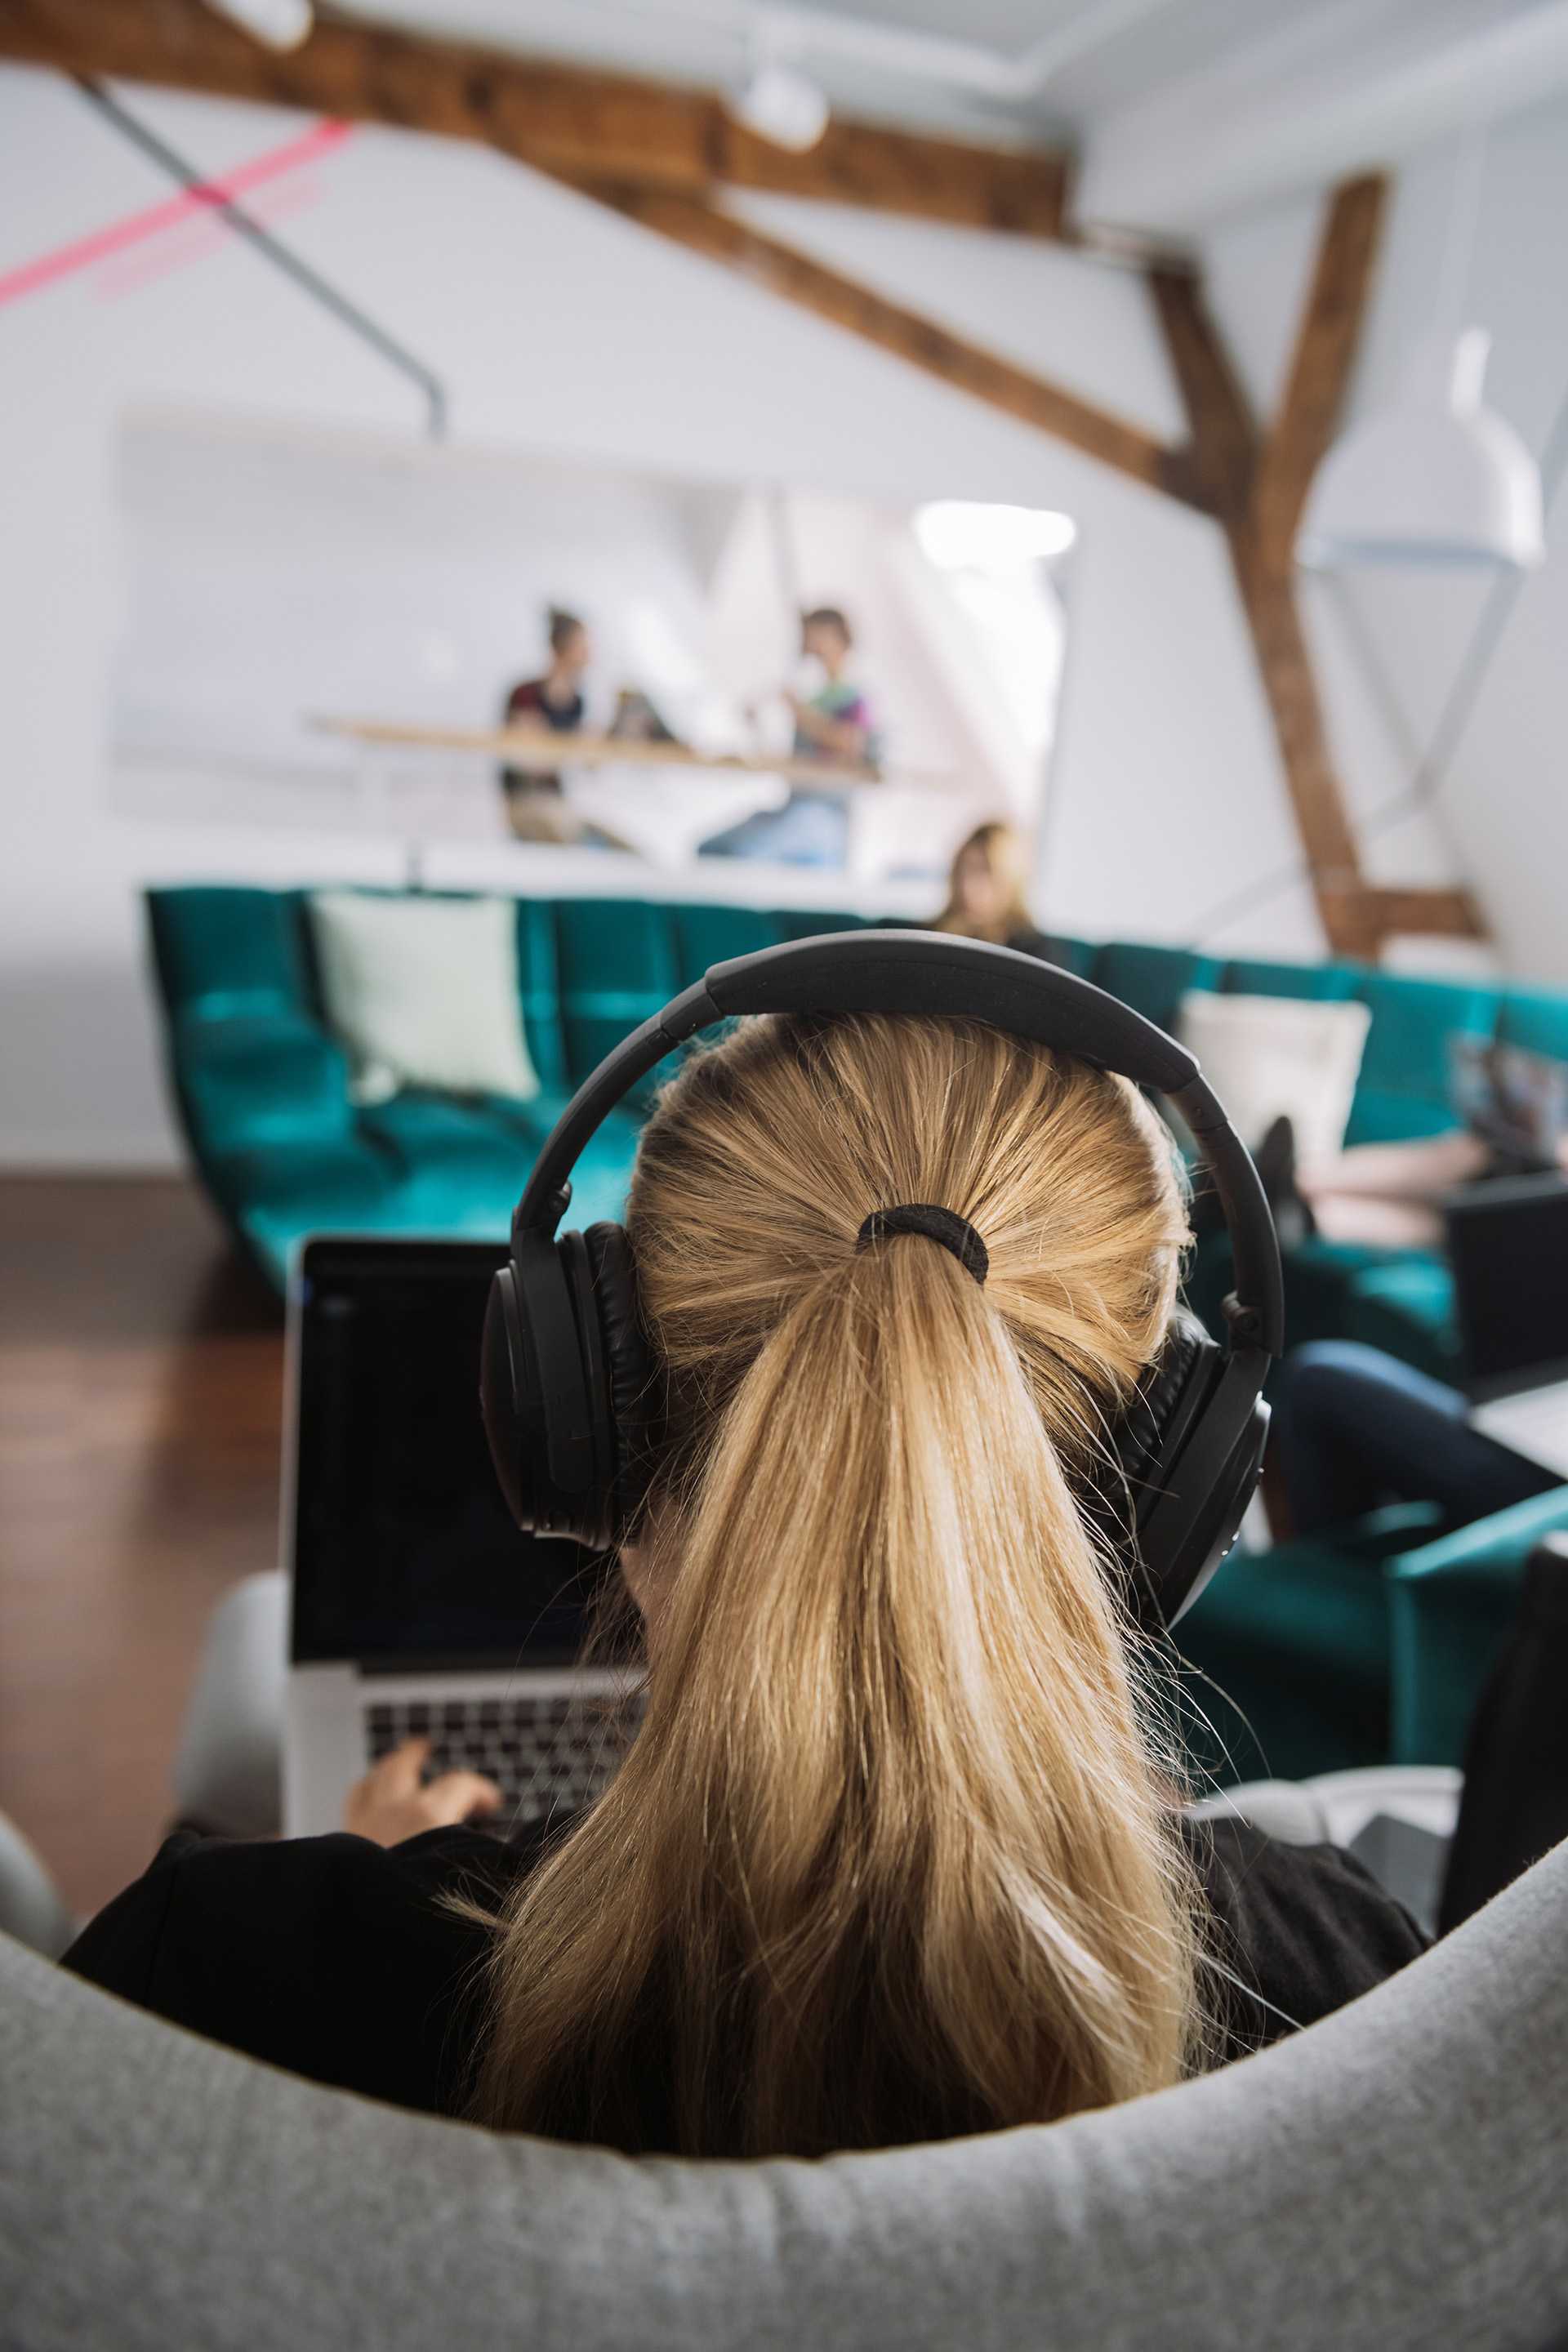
[63,1815,1425,2138]
[501,677,586,800]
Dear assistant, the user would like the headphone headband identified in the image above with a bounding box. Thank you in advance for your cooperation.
[510,931,1284,1358]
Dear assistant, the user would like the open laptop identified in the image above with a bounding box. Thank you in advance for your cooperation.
[1448,1035,1568,1174]
[283,1236,642,1840]
[1447,1175,1568,1481]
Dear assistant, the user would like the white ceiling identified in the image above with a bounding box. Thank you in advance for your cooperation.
[330,0,1568,228]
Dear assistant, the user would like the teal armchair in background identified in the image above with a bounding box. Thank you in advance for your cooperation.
[1385,1484,1568,1765]
[1175,1503,1441,1787]
[1178,1482,1568,1787]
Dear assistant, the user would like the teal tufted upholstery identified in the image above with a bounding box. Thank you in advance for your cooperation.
[145,889,884,1286]
[143,893,1564,1381]
[1091,941,1224,1034]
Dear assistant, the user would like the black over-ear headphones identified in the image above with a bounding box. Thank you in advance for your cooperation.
[480,931,1285,1632]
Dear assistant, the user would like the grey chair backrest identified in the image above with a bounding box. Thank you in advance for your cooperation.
[3,1840,1567,2352]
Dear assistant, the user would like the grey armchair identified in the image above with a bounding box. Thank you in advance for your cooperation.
[3,1838,1566,2352]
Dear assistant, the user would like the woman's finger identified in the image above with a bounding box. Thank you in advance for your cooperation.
[421,1771,504,1827]
[376,1736,431,1793]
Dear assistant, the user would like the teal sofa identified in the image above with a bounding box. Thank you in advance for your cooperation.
[146,888,876,1289]
[145,889,1568,1376]
[146,884,1568,1783]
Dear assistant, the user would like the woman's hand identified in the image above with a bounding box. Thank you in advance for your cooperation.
[343,1736,502,1848]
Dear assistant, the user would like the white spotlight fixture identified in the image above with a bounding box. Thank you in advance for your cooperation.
[726,33,830,154]
[202,0,314,51]
[1295,328,1544,573]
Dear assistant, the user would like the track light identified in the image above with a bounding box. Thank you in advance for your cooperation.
[726,45,831,153]
[202,0,314,51]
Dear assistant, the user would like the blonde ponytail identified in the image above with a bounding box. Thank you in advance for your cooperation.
[472,1013,1203,2154]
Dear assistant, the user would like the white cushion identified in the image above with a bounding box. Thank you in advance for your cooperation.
[309,892,538,1100]
[1177,989,1370,1165]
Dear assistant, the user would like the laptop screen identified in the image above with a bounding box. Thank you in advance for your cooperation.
[1446,1176,1568,1388]
[290,1238,613,1668]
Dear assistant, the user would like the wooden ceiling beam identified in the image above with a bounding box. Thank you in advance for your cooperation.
[5,4,1468,957]
[568,177,1209,511]
[1320,885,1486,948]
[0,0,1071,235]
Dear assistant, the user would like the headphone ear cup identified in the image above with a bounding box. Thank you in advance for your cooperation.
[1089,1307,1222,1629]
[1156,1392,1270,1631]
[1104,1307,1218,1517]
[582,1223,658,1535]
[480,1263,532,1530]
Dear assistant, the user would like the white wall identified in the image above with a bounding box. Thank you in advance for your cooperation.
[0,65,1341,1166]
[1200,83,1568,981]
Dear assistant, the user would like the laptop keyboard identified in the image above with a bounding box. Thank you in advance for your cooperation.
[363,1690,640,1832]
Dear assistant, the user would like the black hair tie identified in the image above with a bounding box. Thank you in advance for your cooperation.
[855,1204,988,1287]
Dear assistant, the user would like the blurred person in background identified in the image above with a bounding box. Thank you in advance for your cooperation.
[499,607,594,844]
[702,605,881,868]
[932,820,1069,968]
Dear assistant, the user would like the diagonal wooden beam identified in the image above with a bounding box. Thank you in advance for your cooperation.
[1147,267,1257,530]
[0,0,1071,236]
[1251,174,1388,577]
[569,178,1210,511]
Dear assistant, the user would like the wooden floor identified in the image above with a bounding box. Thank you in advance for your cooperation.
[0,1178,284,1919]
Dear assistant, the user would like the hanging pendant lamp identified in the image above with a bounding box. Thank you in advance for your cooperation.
[1296,327,1544,572]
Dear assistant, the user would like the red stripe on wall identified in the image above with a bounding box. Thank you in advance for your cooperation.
[0,117,353,312]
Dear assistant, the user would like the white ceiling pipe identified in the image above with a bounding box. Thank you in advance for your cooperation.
[552,0,1183,101]
[1079,0,1568,233]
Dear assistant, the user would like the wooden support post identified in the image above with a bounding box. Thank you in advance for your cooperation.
[1152,180,1482,959]
[1251,176,1388,577]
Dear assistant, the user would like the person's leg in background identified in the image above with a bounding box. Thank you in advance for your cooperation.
[699,789,849,866]
[1297,1132,1490,1251]
[1272,1340,1559,1539]
[171,1572,287,1840]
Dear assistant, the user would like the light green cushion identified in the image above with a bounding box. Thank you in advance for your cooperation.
[309,891,541,1102]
